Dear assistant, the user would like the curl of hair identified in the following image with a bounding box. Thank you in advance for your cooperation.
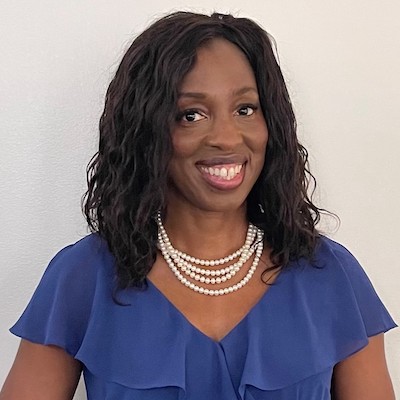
[83,11,325,289]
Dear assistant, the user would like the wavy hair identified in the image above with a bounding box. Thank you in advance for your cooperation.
[83,11,324,289]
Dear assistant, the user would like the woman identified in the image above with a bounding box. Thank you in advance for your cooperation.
[0,11,396,400]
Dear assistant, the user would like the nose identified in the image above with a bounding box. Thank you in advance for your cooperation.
[205,114,243,151]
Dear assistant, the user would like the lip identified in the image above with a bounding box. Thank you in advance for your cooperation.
[196,154,247,167]
[197,162,246,191]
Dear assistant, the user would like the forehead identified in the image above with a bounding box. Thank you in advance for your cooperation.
[178,38,257,94]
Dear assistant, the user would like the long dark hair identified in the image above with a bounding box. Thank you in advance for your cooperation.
[83,11,323,289]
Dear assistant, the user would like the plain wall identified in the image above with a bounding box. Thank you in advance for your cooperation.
[1,1,399,398]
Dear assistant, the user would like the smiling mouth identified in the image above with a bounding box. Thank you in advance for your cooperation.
[199,164,244,181]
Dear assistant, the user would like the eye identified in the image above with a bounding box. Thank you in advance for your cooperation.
[177,109,206,123]
[236,105,257,116]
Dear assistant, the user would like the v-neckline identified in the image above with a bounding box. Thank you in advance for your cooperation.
[146,269,286,344]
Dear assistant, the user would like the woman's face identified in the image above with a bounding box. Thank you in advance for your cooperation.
[168,38,268,213]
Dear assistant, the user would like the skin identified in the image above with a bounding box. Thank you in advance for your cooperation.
[0,340,81,399]
[149,38,272,341]
[167,39,268,215]
[332,334,395,399]
[1,38,395,399]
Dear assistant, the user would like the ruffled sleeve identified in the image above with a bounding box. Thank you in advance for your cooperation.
[9,235,189,398]
[233,236,397,398]
[10,234,106,357]
[9,235,397,400]
[327,239,396,337]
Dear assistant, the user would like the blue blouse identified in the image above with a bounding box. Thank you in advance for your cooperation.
[11,234,396,399]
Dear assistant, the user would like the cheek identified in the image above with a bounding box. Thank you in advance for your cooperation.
[169,135,200,185]
[171,134,198,160]
[245,115,269,149]
[250,129,268,177]
[260,130,269,148]
[251,127,269,157]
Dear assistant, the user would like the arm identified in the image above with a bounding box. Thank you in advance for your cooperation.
[0,339,82,400]
[332,334,396,400]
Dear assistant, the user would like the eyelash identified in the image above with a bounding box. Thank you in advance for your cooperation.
[176,109,204,123]
[236,104,258,116]
[176,104,258,123]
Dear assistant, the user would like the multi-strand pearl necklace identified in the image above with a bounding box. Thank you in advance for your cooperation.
[156,212,264,296]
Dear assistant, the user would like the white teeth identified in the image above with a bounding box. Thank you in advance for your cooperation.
[200,164,244,181]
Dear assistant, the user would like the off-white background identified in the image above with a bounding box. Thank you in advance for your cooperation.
[1,1,399,398]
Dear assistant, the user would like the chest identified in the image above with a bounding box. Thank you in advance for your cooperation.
[84,267,335,400]
[147,255,275,341]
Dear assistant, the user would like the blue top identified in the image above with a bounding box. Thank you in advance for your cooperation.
[11,234,396,400]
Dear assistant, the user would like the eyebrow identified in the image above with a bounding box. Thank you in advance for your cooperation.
[233,86,258,96]
[178,86,258,99]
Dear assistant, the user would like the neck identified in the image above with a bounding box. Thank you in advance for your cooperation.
[160,204,249,260]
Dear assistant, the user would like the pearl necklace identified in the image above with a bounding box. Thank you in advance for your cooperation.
[157,214,256,266]
[157,215,259,277]
[156,213,264,296]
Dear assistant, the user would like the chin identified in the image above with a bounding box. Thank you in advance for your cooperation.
[193,194,248,214]
[167,179,253,214]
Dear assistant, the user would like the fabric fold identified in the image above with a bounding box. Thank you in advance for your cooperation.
[235,238,396,398]
[74,281,188,393]
[10,234,397,399]
[11,235,188,395]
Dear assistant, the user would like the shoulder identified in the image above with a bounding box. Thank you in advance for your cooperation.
[42,233,114,283]
[283,235,381,316]
[48,233,111,266]
[291,235,396,337]
[311,236,376,292]
[285,235,366,285]
[10,233,116,356]
[35,233,118,307]
[314,235,360,266]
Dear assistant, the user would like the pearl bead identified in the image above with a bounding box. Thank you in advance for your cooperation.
[159,229,262,282]
[156,211,264,296]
